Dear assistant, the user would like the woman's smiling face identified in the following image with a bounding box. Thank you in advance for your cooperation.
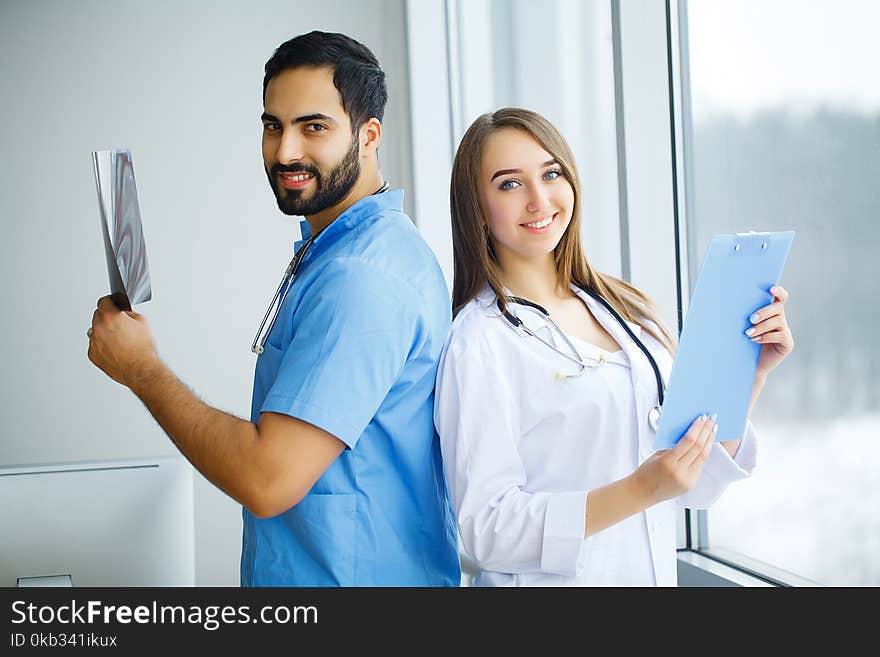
[479,127,575,266]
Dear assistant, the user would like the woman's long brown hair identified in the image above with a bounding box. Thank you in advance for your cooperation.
[449,107,676,354]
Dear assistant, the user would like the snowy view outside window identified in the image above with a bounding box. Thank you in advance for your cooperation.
[683,0,880,585]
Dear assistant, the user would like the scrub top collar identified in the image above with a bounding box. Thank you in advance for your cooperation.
[293,188,404,254]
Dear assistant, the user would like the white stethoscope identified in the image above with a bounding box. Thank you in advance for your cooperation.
[250,182,390,355]
[496,284,666,431]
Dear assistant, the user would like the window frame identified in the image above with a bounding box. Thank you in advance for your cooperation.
[660,0,819,586]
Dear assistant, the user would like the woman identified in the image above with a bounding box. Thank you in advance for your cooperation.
[434,108,794,586]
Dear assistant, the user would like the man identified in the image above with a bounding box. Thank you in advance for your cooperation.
[87,31,461,586]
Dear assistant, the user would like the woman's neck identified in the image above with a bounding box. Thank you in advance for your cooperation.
[498,252,569,306]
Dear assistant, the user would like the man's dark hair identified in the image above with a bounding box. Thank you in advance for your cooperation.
[263,31,387,132]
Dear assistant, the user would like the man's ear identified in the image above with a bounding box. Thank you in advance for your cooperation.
[360,118,382,157]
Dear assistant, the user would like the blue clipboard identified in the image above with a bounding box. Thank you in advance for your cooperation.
[653,231,795,450]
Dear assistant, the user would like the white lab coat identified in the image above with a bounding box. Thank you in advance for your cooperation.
[434,283,757,586]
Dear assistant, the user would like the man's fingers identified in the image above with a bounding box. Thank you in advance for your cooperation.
[96,296,121,313]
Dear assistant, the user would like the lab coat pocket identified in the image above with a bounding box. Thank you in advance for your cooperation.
[264,493,357,586]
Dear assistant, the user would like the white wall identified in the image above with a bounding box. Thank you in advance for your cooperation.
[0,0,412,586]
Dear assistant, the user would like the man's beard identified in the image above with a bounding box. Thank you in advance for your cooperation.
[267,135,361,217]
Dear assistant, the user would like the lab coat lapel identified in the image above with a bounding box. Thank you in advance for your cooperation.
[576,290,642,375]
[575,287,663,585]
[576,289,649,421]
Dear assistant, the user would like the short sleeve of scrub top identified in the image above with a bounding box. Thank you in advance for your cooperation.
[260,256,417,449]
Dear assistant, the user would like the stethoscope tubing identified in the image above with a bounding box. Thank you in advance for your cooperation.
[250,182,391,356]
[250,233,317,355]
[578,285,666,407]
[497,284,666,429]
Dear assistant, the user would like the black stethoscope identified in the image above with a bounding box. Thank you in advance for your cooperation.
[497,284,665,432]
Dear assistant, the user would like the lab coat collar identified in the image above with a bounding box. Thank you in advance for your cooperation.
[570,284,642,340]
[476,280,652,392]
[572,285,646,391]
[475,282,499,308]
[293,188,404,253]
[475,281,643,339]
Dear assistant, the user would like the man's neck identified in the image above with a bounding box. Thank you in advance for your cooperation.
[305,170,385,235]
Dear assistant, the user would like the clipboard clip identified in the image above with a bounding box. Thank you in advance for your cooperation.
[733,231,770,253]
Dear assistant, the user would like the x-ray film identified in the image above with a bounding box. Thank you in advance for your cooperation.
[91,149,151,310]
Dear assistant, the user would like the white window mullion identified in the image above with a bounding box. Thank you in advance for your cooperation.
[613,0,679,332]
[612,0,687,550]
[405,0,456,288]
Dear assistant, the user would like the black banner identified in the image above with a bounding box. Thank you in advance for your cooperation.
[0,586,853,651]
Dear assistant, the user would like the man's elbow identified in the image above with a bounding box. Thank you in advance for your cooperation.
[243,482,305,519]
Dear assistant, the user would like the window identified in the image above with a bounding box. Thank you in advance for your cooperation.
[410,0,877,584]
[448,0,624,277]
[415,0,695,557]
[679,0,880,585]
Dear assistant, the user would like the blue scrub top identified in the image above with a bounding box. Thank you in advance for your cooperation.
[242,190,461,586]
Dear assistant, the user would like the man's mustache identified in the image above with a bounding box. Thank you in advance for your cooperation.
[271,162,320,178]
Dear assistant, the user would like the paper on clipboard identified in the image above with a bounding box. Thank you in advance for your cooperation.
[653,231,795,450]
[91,148,151,311]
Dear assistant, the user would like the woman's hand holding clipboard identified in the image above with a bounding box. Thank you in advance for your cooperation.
[653,231,796,450]
[747,284,796,380]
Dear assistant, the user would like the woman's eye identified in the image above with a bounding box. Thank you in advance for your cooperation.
[544,169,562,181]
[499,179,519,191]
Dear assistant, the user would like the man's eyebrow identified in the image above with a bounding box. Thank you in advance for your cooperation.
[260,112,338,125]
[490,160,557,181]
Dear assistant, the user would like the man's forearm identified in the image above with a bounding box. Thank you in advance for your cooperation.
[127,357,262,509]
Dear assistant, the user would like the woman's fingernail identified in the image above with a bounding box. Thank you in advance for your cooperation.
[751,336,761,342]
[745,327,755,336]
[750,313,761,324]
[710,413,718,422]
[712,424,719,433]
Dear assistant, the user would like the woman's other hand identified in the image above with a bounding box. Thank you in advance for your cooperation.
[747,285,795,381]
[634,414,717,504]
